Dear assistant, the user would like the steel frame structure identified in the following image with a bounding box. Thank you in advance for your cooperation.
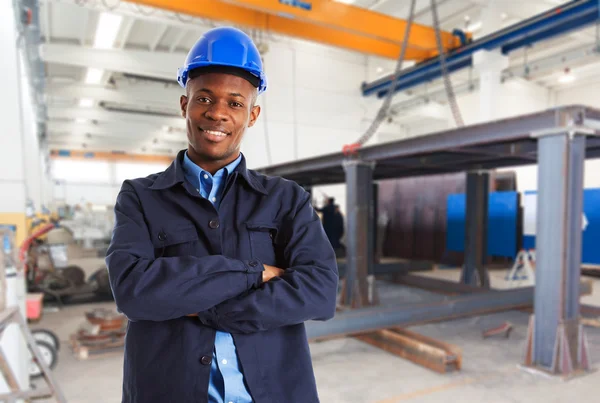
[259,105,600,377]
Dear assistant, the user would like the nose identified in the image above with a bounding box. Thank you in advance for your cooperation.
[204,102,228,122]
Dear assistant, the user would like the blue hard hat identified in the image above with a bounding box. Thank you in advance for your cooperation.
[177,26,267,94]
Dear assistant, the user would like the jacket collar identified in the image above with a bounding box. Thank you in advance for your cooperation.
[150,149,268,195]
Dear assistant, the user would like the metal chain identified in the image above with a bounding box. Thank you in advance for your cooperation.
[353,0,418,147]
[431,0,464,127]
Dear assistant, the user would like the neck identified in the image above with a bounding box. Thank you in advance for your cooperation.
[187,149,240,175]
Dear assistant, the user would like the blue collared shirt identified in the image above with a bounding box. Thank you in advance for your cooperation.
[182,151,253,403]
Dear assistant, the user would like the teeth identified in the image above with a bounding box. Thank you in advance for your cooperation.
[204,129,227,137]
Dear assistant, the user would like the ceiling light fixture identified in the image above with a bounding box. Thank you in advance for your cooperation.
[94,12,123,49]
[84,68,104,85]
[79,98,94,108]
[81,12,123,105]
[466,21,482,33]
[558,68,575,84]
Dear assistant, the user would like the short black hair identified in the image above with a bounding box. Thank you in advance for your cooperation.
[188,65,260,89]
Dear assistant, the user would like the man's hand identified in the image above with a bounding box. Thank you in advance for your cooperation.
[262,264,284,283]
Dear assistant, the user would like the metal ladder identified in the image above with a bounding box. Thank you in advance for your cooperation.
[0,306,67,402]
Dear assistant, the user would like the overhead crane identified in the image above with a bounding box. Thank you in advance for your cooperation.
[125,0,466,61]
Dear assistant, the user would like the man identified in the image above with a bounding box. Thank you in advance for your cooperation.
[331,205,346,258]
[105,26,338,403]
[316,197,339,249]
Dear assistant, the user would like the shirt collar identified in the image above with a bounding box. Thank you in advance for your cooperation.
[149,149,268,195]
[182,151,241,181]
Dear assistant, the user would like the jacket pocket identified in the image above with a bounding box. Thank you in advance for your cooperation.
[246,222,285,267]
[152,223,199,258]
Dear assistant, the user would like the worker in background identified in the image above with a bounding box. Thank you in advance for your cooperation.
[105,27,338,403]
[316,197,345,255]
[332,204,346,258]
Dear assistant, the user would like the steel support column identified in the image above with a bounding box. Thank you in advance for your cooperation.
[342,160,376,308]
[523,131,592,377]
[460,171,490,288]
[370,183,379,268]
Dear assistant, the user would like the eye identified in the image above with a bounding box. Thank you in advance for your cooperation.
[230,101,243,108]
[196,97,211,104]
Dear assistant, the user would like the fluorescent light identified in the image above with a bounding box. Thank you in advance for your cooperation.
[79,98,94,107]
[84,68,104,84]
[558,73,575,84]
[75,118,88,123]
[81,12,122,86]
[558,68,575,84]
[466,21,482,33]
[93,12,123,49]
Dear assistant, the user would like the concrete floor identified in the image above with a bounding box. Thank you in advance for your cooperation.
[29,258,600,403]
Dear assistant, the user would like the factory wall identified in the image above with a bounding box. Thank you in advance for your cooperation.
[52,159,168,206]
[241,38,371,169]
[0,2,52,246]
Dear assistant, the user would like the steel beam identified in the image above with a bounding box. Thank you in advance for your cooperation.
[461,171,490,288]
[257,106,600,187]
[47,106,185,129]
[523,130,592,376]
[49,150,174,164]
[41,43,181,82]
[337,260,433,278]
[307,287,534,341]
[394,273,593,297]
[342,160,375,308]
[46,83,183,110]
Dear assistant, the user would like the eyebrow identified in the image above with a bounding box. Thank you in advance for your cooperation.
[197,88,246,100]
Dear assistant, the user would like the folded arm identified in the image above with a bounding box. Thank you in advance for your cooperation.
[105,183,264,322]
[197,190,339,333]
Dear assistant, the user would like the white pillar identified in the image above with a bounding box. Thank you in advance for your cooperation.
[0,0,35,395]
[473,0,509,123]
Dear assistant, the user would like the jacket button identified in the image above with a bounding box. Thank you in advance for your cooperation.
[200,355,212,366]
[249,261,258,267]
[158,232,167,241]
[209,219,220,229]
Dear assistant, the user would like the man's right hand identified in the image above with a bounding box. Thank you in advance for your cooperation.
[262,264,284,283]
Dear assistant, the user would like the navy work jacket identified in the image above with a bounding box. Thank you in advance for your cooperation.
[105,150,339,403]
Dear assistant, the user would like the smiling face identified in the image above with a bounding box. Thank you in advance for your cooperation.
[180,71,260,174]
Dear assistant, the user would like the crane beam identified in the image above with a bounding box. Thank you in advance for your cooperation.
[124,0,464,61]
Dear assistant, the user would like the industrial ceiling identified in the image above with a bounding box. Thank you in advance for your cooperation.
[39,0,600,157]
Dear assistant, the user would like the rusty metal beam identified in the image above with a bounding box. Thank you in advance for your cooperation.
[126,0,463,60]
[355,328,461,374]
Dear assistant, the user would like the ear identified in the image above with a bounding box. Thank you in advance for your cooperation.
[180,95,188,118]
[248,105,261,128]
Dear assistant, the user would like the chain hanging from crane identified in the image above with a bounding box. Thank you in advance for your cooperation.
[343,0,417,156]
[430,0,464,127]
